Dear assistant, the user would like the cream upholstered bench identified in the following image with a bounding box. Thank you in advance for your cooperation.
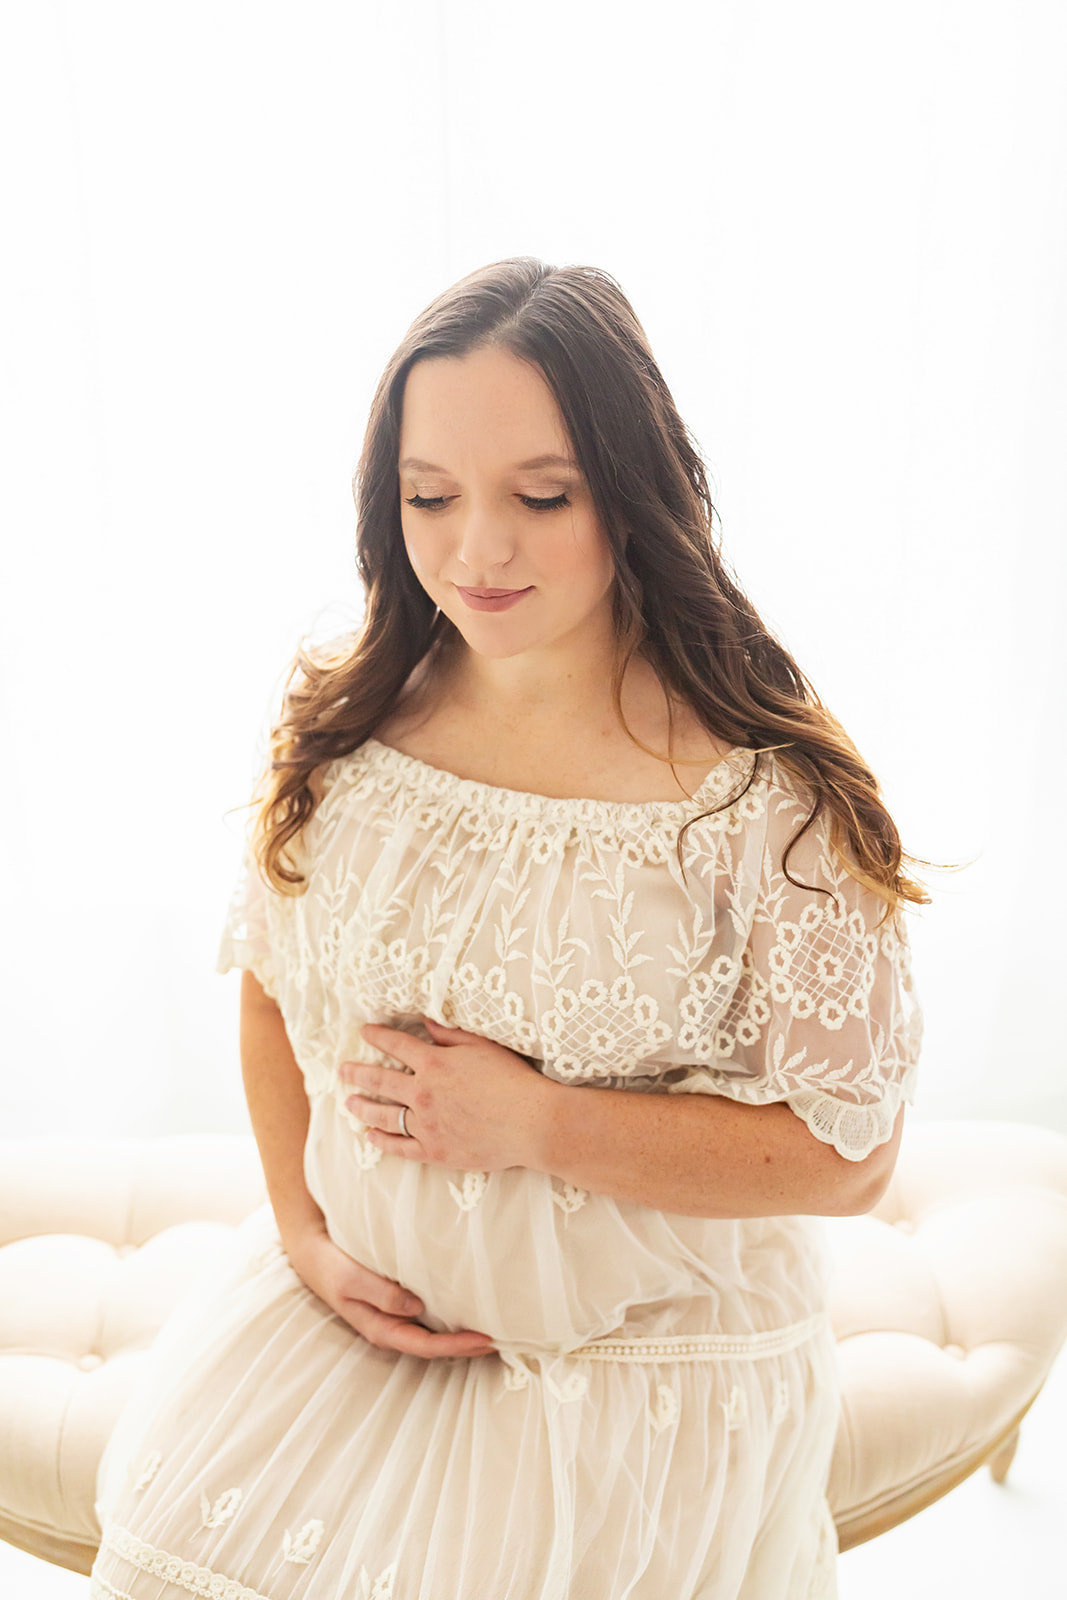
[2,1121,1067,1575]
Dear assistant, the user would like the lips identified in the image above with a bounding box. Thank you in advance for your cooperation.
[455,585,534,612]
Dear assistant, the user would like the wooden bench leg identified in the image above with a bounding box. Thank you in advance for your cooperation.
[988,1427,1020,1484]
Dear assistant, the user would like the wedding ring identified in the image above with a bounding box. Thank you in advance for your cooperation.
[398,1105,410,1138]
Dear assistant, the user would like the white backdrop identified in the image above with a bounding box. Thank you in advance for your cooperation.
[2,0,1065,1140]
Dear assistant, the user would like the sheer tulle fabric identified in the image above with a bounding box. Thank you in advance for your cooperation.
[91,739,918,1599]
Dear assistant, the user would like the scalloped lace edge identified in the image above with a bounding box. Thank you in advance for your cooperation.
[95,1523,271,1600]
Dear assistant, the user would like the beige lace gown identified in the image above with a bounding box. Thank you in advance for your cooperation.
[91,738,921,1600]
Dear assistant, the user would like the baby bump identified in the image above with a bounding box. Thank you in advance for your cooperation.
[303,1098,745,1350]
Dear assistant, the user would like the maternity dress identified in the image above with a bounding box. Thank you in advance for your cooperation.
[90,737,922,1600]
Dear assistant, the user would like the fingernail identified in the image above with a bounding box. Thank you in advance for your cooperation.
[403,1296,423,1314]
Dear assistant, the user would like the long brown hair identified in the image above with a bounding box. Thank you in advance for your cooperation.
[253,256,931,918]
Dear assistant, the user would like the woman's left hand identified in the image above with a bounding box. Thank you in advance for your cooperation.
[338,1018,555,1171]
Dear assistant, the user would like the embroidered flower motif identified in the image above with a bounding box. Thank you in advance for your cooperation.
[133,1451,162,1491]
[502,1358,532,1391]
[649,1384,679,1433]
[736,790,765,821]
[353,1134,384,1170]
[282,1520,325,1564]
[551,1182,588,1214]
[721,1384,748,1432]
[772,1378,791,1424]
[358,1560,398,1598]
[448,1171,488,1211]
[544,1369,589,1404]
[199,1487,243,1528]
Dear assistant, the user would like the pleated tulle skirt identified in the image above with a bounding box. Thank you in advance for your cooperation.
[91,1206,840,1600]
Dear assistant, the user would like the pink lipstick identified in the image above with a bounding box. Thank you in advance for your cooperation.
[456,586,533,612]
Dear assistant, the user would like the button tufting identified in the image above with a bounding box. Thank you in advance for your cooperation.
[942,1343,967,1361]
[78,1353,104,1372]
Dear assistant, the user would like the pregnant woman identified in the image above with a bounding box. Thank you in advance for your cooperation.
[91,256,923,1599]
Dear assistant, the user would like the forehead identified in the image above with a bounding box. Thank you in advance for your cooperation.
[398,348,573,466]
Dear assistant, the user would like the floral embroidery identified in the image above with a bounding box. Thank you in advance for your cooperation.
[448,1171,488,1211]
[541,976,673,1080]
[649,1384,680,1433]
[133,1451,162,1491]
[551,1181,588,1214]
[282,1520,325,1564]
[502,1357,532,1391]
[721,1384,748,1432]
[772,1377,791,1425]
[218,740,921,1165]
[358,1561,398,1598]
[199,1487,243,1529]
[544,1369,589,1404]
[351,1132,384,1170]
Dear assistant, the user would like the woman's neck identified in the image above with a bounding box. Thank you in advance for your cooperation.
[443,633,628,735]
[377,636,733,802]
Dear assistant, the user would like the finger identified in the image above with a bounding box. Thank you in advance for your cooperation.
[422,1017,479,1043]
[391,1325,498,1359]
[356,1308,496,1359]
[365,1128,422,1159]
[360,1023,431,1069]
[346,1095,411,1137]
[345,1270,423,1319]
[345,1093,410,1133]
[337,1062,392,1094]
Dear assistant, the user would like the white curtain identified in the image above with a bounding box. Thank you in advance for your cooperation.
[2,0,1064,1139]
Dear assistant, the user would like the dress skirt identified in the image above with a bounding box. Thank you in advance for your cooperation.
[90,1155,842,1600]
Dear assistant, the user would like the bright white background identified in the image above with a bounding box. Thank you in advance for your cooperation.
[2,0,1065,1149]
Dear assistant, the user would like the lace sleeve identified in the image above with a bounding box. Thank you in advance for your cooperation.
[216,836,282,1002]
[668,781,923,1162]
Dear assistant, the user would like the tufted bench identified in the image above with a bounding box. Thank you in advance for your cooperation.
[2,1120,1066,1574]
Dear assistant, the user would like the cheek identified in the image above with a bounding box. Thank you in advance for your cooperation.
[401,522,436,581]
[562,528,615,595]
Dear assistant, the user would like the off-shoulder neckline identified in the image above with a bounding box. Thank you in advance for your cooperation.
[357,736,758,819]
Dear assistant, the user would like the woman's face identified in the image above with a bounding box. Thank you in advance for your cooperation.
[397,346,616,662]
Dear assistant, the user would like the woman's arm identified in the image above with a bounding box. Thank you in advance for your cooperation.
[529,1077,905,1218]
[239,972,496,1355]
[341,1021,904,1219]
[240,970,323,1243]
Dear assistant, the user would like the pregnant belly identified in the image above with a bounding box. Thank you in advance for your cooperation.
[303,1096,827,1353]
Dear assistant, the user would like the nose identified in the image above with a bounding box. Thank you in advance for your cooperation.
[453,498,515,578]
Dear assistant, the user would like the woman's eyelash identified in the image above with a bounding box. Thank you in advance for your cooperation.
[521,493,570,511]
[404,493,571,513]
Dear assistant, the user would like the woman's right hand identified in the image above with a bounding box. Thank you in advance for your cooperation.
[282,1222,497,1359]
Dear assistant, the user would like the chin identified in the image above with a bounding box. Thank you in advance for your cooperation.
[452,628,535,660]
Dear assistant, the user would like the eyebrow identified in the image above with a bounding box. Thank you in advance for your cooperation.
[399,454,581,474]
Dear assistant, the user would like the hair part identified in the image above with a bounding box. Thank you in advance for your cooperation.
[253,255,935,921]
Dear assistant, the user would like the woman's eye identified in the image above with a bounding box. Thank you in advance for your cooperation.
[520,493,570,512]
[404,493,449,510]
[403,492,571,513]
